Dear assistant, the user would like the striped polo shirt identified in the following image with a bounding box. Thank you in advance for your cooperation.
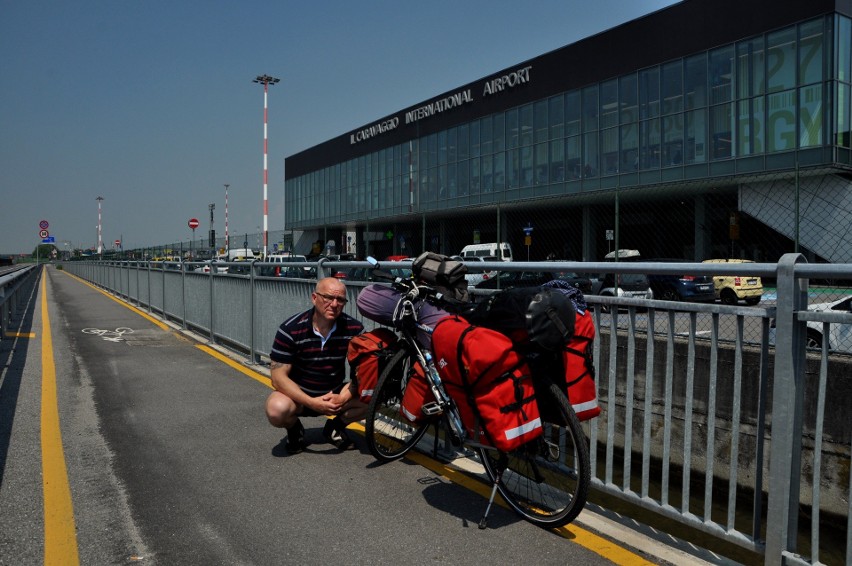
[269,308,364,395]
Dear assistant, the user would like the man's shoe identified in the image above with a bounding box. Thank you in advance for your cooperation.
[286,419,307,454]
[323,417,354,450]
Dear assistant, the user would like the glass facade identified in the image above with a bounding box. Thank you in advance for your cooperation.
[288,14,851,230]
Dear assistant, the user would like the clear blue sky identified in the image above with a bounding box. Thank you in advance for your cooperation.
[0,0,679,255]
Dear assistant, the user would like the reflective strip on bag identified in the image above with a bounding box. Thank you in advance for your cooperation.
[503,417,542,441]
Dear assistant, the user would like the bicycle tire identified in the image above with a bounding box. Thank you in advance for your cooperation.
[364,348,431,463]
[479,380,591,528]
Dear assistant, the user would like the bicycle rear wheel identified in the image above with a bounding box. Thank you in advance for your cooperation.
[479,381,590,528]
[364,348,431,463]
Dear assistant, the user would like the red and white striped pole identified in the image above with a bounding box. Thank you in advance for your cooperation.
[96,196,104,256]
[253,74,280,259]
[224,183,230,251]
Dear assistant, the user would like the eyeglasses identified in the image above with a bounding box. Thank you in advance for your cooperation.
[315,292,348,305]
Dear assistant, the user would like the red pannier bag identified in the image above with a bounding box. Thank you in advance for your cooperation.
[399,362,430,423]
[563,309,600,421]
[431,316,542,452]
[347,328,399,404]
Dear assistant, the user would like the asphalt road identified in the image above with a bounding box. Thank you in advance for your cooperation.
[0,266,711,565]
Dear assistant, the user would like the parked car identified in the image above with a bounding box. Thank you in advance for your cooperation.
[193,259,228,274]
[474,268,593,294]
[587,249,654,311]
[769,296,852,353]
[462,255,500,287]
[474,270,554,290]
[702,259,763,305]
[260,254,312,278]
[645,258,716,302]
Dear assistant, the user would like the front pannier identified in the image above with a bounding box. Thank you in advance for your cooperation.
[347,328,399,404]
[431,316,542,452]
[562,309,600,421]
[399,362,430,423]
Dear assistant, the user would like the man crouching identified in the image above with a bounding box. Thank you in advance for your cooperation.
[265,277,365,454]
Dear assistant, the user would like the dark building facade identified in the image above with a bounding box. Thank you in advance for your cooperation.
[284,0,852,263]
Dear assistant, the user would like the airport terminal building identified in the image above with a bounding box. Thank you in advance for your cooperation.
[284,0,852,263]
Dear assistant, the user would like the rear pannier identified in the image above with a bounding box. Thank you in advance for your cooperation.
[347,328,399,404]
[431,316,542,452]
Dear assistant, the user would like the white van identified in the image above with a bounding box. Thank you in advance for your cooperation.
[217,248,256,262]
[262,253,312,278]
[460,242,513,262]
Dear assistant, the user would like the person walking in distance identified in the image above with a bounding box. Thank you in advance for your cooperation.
[265,277,365,453]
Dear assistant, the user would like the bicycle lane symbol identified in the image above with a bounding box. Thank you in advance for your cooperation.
[81,327,134,342]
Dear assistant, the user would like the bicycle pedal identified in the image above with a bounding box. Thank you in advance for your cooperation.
[421,402,444,416]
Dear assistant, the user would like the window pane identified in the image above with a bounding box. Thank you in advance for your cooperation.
[738,100,755,155]
[470,120,480,158]
[768,27,796,92]
[583,132,598,177]
[838,16,852,83]
[639,118,661,168]
[566,90,581,135]
[506,108,519,149]
[448,127,457,163]
[470,157,481,194]
[620,74,638,124]
[566,135,581,179]
[738,38,765,98]
[600,79,618,128]
[534,142,548,184]
[640,67,660,119]
[458,123,469,160]
[799,18,824,85]
[799,84,822,146]
[710,103,734,159]
[685,53,708,110]
[582,86,598,132]
[520,104,534,146]
[493,152,505,191]
[534,100,548,143]
[601,127,619,174]
[549,94,565,139]
[493,112,505,152]
[482,154,493,192]
[438,130,447,165]
[620,123,638,171]
[710,45,734,104]
[837,82,851,147]
[766,89,797,151]
[507,149,519,188]
[686,108,707,163]
[550,138,565,181]
[521,145,533,187]
[662,114,684,165]
[661,60,683,114]
[481,116,493,154]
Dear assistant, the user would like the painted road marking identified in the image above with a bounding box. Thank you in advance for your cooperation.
[41,273,80,564]
[81,327,135,342]
[3,331,36,338]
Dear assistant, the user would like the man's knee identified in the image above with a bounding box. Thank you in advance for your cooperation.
[266,391,298,428]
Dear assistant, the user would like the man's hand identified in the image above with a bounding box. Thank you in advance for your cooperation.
[309,391,344,415]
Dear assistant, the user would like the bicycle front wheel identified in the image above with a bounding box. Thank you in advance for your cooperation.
[479,381,590,528]
[364,349,431,463]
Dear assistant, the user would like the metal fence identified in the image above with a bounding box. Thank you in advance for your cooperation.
[63,255,851,566]
[0,265,39,339]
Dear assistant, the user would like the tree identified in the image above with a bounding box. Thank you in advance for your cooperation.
[32,244,58,259]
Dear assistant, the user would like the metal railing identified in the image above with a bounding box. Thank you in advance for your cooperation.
[62,255,851,566]
[0,264,39,340]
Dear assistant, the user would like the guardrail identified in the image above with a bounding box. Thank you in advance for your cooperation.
[62,255,851,566]
[0,264,39,340]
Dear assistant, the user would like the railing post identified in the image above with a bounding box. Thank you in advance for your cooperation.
[764,252,808,564]
[248,260,257,364]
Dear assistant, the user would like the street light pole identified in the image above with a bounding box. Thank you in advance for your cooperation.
[253,73,280,259]
[96,196,104,259]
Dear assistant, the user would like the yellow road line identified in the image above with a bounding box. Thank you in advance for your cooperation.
[196,344,272,388]
[40,273,80,564]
